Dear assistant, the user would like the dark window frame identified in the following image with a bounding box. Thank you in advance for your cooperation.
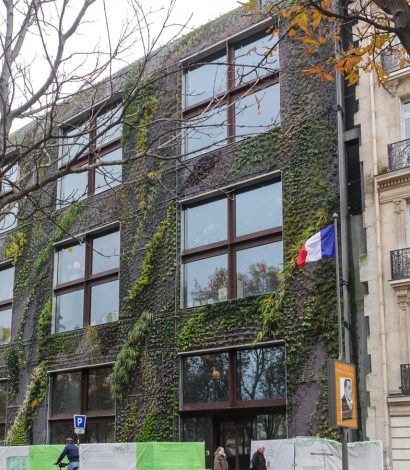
[180,344,286,413]
[49,367,114,443]
[181,179,282,306]
[0,264,14,344]
[183,30,280,154]
[58,104,122,202]
[53,229,119,331]
[0,380,7,440]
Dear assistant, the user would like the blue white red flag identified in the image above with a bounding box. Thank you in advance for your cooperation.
[296,225,335,268]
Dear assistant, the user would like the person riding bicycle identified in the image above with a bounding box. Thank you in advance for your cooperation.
[55,437,80,469]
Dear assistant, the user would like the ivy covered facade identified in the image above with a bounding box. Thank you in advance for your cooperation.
[0,7,348,470]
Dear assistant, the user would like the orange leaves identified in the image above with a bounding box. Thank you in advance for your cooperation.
[303,66,334,85]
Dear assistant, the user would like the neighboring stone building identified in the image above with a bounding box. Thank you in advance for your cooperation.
[0,7,344,470]
[356,47,410,468]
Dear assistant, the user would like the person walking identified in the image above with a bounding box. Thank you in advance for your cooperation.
[251,446,267,470]
[214,446,228,470]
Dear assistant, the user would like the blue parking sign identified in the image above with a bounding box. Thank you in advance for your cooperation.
[74,414,86,430]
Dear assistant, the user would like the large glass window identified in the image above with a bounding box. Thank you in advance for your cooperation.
[183,32,279,158]
[0,204,18,234]
[0,266,14,345]
[53,230,120,333]
[182,353,229,404]
[0,164,19,195]
[181,181,282,307]
[58,104,122,208]
[181,345,286,410]
[50,367,114,444]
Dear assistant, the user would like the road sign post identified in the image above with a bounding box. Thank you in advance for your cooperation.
[74,414,87,435]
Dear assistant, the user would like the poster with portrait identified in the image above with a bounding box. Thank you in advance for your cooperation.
[328,359,358,429]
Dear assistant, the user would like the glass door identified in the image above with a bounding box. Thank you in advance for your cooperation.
[216,418,253,470]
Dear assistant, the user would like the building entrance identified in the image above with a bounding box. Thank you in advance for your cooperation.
[215,417,253,470]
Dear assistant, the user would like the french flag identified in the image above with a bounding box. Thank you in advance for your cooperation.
[296,225,336,268]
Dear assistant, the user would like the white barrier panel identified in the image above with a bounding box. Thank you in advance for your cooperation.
[295,437,342,470]
[0,446,28,470]
[80,443,136,470]
[250,439,295,470]
[347,441,383,470]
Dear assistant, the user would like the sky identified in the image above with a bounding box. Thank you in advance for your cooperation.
[10,0,240,132]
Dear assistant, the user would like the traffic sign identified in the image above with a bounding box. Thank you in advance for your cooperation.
[74,414,87,432]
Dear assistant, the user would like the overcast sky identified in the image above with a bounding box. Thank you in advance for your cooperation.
[11,0,240,131]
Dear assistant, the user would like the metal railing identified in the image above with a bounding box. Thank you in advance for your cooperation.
[391,248,410,280]
[381,49,410,74]
[388,138,410,171]
[401,364,410,395]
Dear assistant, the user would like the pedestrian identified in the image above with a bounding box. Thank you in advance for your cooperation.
[214,446,228,470]
[251,446,267,470]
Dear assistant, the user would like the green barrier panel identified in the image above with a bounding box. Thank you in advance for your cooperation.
[6,456,28,470]
[137,442,205,470]
[28,445,64,470]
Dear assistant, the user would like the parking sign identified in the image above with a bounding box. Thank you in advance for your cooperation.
[74,414,87,434]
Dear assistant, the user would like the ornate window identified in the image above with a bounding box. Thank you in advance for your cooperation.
[183,30,280,158]
[57,106,122,207]
[53,229,120,333]
[0,265,14,345]
[181,180,282,308]
[49,367,114,443]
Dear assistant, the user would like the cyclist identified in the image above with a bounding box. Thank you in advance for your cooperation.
[54,437,80,469]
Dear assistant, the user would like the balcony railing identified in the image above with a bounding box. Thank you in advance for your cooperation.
[381,49,410,74]
[388,138,410,171]
[401,364,410,395]
[391,248,410,280]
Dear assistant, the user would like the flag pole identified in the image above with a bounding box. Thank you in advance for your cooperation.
[333,213,344,361]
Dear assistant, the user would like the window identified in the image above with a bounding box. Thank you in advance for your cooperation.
[403,101,410,140]
[0,381,6,442]
[49,367,114,444]
[182,181,282,308]
[0,265,14,345]
[181,344,285,409]
[183,31,279,157]
[57,106,122,207]
[53,230,120,333]
[0,164,19,233]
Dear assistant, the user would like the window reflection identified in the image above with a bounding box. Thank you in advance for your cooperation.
[52,372,81,414]
[236,242,283,298]
[183,417,212,470]
[95,147,122,194]
[236,183,282,236]
[87,368,114,411]
[0,204,17,233]
[1,164,19,194]
[184,198,227,249]
[61,124,89,166]
[185,55,227,108]
[237,347,286,400]
[0,267,14,301]
[255,413,287,440]
[235,84,280,139]
[50,422,77,444]
[56,244,85,284]
[90,281,119,326]
[57,170,88,207]
[0,308,12,345]
[235,34,279,84]
[92,231,120,274]
[185,106,227,158]
[184,254,228,307]
[96,108,122,146]
[183,353,229,403]
[55,290,84,333]
[86,421,115,443]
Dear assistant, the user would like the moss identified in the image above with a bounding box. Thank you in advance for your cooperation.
[4,230,28,264]
[36,299,52,361]
[118,401,138,442]
[5,347,20,401]
[6,361,48,445]
[108,311,153,400]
